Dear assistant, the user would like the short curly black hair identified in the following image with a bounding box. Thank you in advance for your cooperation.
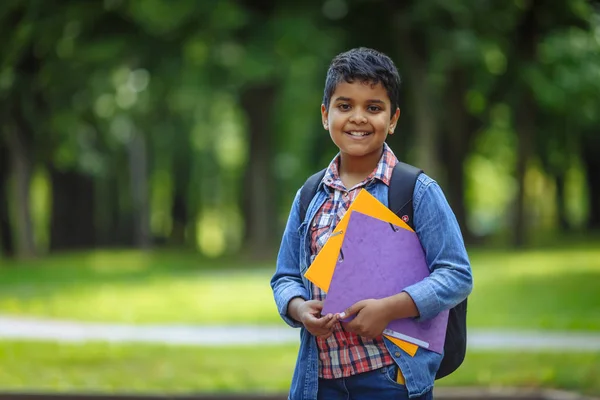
[322,47,401,116]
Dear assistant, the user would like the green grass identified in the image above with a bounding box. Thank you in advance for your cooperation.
[442,351,600,395]
[0,244,599,330]
[467,246,600,330]
[1,245,598,396]
[0,340,598,395]
[0,250,280,325]
[0,340,297,393]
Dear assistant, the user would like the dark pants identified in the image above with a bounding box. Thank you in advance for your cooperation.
[317,365,433,400]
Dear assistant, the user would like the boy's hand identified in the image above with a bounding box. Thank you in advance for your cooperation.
[298,300,338,338]
[339,298,392,339]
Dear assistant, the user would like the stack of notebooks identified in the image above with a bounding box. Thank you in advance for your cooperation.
[304,189,449,357]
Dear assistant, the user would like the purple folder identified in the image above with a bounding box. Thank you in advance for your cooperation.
[322,211,449,354]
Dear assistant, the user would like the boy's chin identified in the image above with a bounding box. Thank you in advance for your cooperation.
[339,146,381,158]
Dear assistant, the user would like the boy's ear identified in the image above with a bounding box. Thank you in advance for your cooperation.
[321,104,329,130]
[389,107,401,134]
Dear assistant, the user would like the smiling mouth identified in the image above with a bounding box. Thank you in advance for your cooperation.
[345,131,373,137]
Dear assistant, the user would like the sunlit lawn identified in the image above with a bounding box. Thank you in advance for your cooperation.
[0,250,280,325]
[0,341,598,395]
[0,243,599,330]
[1,244,599,396]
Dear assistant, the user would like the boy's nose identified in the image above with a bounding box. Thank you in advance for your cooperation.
[349,111,368,124]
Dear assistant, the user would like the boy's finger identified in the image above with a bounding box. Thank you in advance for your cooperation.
[303,312,321,326]
[314,313,333,327]
[338,300,366,320]
[324,314,338,330]
[305,313,331,329]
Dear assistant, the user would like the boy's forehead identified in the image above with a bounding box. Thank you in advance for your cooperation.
[331,80,389,102]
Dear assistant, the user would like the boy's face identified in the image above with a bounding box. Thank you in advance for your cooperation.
[321,80,399,161]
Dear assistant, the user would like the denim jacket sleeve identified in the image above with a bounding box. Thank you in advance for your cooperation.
[270,189,311,328]
[402,174,473,321]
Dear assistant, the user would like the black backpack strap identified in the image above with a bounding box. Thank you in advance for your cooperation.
[299,168,327,223]
[388,162,423,230]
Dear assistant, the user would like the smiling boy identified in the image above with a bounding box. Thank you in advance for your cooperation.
[271,48,473,400]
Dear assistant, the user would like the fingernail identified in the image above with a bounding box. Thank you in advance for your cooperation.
[338,312,346,319]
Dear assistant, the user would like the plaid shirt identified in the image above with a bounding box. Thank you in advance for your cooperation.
[310,143,399,379]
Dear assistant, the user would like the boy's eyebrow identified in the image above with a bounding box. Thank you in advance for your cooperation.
[334,96,352,102]
[333,96,386,104]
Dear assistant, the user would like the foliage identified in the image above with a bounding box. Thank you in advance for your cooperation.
[0,0,599,257]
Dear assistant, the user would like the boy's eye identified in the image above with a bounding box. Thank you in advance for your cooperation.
[337,104,351,111]
[368,105,382,112]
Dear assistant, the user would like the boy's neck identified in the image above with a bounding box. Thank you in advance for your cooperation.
[338,147,383,188]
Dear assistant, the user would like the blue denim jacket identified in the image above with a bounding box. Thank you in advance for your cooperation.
[270,173,473,399]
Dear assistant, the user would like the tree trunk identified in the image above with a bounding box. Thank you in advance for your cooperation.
[394,15,441,180]
[513,92,536,248]
[96,151,136,247]
[512,4,539,248]
[5,124,36,258]
[114,188,135,247]
[240,84,278,258]
[554,173,569,230]
[128,131,151,249]
[94,175,117,247]
[0,140,14,257]
[411,71,441,180]
[443,69,474,241]
[49,168,96,251]
[170,192,188,245]
[169,138,190,247]
[585,169,600,231]
[3,40,45,258]
[581,132,600,230]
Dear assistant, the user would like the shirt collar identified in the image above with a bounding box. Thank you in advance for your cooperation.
[322,142,398,191]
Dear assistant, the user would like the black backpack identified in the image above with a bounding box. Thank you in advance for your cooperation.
[298,161,467,380]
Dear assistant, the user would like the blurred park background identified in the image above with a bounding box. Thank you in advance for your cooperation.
[0,0,599,397]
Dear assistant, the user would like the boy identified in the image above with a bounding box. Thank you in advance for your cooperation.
[270,47,473,400]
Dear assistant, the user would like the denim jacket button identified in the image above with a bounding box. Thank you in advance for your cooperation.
[394,351,401,357]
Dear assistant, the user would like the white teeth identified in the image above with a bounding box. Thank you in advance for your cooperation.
[347,131,371,137]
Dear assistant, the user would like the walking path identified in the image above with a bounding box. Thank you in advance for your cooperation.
[1,315,600,351]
